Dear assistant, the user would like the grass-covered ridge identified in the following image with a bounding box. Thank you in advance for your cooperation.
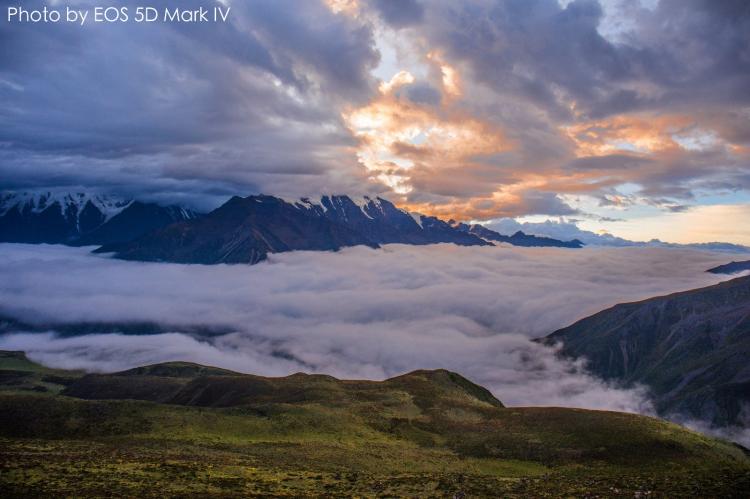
[0,350,748,497]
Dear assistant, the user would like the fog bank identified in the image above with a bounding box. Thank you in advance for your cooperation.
[0,243,732,414]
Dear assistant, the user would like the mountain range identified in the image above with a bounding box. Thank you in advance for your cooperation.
[545,275,750,430]
[1,350,747,496]
[96,194,582,264]
[0,192,196,246]
[0,191,584,261]
[453,221,584,248]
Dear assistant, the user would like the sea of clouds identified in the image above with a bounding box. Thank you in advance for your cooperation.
[0,242,735,418]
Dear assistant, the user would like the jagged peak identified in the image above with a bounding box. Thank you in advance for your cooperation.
[249,194,423,225]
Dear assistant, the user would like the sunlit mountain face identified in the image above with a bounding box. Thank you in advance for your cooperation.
[1,0,748,244]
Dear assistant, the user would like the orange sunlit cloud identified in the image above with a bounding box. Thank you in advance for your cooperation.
[343,69,680,220]
[556,113,746,204]
[343,69,509,196]
[427,51,462,98]
[334,7,747,227]
[324,0,360,16]
[400,180,559,221]
[377,70,415,94]
[563,114,703,157]
[347,87,746,220]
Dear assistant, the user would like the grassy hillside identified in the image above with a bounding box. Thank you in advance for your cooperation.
[0,350,748,497]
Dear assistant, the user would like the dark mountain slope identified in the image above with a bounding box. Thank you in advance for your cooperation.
[73,201,198,246]
[708,260,750,275]
[545,276,750,427]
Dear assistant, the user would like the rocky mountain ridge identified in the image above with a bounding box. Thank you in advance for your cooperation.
[98,194,583,264]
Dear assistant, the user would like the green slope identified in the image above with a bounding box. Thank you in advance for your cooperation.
[0,351,748,497]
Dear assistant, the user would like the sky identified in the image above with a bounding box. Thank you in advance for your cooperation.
[1,0,749,243]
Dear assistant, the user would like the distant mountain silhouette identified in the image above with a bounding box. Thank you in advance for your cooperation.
[0,192,196,245]
[707,260,750,275]
[452,221,584,248]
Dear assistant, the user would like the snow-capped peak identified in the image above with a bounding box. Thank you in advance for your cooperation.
[278,194,376,220]
[0,191,132,221]
[409,212,424,228]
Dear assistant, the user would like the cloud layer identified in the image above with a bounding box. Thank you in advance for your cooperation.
[0,243,733,415]
[0,0,380,208]
[2,0,748,224]
[355,0,750,220]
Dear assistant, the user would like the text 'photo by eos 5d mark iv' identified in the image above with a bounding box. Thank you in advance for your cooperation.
[6,6,231,25]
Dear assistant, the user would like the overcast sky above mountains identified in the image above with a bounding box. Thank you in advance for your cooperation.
[1,0,749,243]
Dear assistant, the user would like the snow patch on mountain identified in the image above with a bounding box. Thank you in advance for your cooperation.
[0,191,131,221]
[278,195,420,225]
[409,212,424,228]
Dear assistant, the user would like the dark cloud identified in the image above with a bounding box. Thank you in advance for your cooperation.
[369,0,424,28]
[404,83,442,105]
[425,0,750,119]
[417,0,750,119]
[515,191,580,216]
[0,0,380,206]
[666,204,690,213]
[564,154,654,172]
[626,0,750,112]
[418,0,624,119]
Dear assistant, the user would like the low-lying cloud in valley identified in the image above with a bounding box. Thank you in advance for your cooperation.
[0,243,736,417]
